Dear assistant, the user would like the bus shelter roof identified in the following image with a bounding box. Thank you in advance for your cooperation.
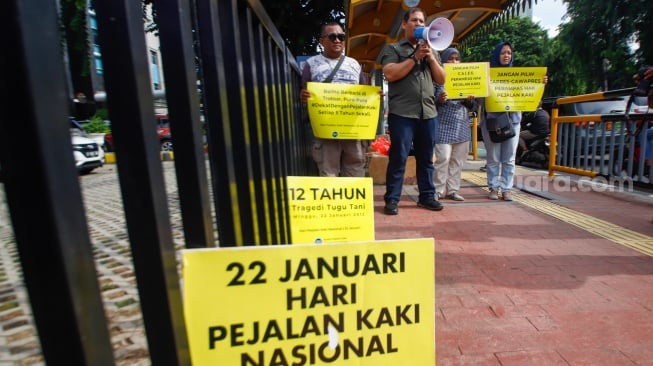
[345,0,534,73]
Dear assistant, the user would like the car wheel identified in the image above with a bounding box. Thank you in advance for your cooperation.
[160,139,173,152]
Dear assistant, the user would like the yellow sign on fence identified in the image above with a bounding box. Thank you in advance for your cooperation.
[485,66,548,112]
[286,176,374,244]
[306,82,381,140]
[182,238,436,366]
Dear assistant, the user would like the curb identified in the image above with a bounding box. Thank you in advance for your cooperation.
[161,151,175,161]
[105,152,116,163]
[103,151,175,164]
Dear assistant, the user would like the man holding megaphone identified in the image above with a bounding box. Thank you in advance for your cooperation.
[379,7,447,215]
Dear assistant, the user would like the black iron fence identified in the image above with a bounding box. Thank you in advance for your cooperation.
[1,0,310,363]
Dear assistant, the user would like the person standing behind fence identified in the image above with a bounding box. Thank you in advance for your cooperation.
[434,47,477,202]
[481,41,523,202]
[300,22,368,177]
[378,7,446,215]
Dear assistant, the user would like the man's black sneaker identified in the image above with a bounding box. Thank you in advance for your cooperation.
[417,199,443,211]
[384,201,399,215]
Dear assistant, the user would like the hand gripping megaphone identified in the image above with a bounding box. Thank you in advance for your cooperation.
[414,17,454,51]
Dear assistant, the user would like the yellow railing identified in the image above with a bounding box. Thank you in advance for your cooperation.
[548,88,652,181]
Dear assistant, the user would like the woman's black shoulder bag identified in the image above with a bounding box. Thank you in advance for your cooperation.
[486,112,516,143]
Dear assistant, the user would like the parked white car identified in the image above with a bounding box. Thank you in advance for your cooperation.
[70,119,105,174]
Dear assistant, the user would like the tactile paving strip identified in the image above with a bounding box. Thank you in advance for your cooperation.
[462,171,653,256]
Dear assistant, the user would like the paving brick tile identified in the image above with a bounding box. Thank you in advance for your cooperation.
[454,291,514,308]
[439,305,496,323]
[557,347,639,365]
[453,330,531,355]
[434,337,462,358]
[502,289,562,306]
[436,292,463,308]
[492,304,548,319]
[495,349,569,365]
[524,314,560,331]
[618,344,653,366]
[440,307,537,335]
[436,353,502,365]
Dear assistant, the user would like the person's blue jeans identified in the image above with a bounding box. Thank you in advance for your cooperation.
[481,122,521,191]
[384,113,438,203]
[645,127,653,161]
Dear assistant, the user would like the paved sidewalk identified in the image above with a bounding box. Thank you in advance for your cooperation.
[375,161,653,365]
[1,160,652,365]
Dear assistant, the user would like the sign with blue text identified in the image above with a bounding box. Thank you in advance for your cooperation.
[286,176,374,244]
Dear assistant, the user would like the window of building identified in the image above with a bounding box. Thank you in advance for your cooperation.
[150,50,161,90]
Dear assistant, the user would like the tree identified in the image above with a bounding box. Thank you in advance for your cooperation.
[60,0,95,118]
[542,37,588,97]
[463,17,550,66]
[141,1,343,58]
[558,0,653,92]
[461,17,565,96]
[631,0,653,63]
[260,1,345,57]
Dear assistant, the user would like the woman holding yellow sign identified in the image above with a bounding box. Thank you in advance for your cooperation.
[434,48,477,202]
[481,41,522,201]
[481,41,548,201]
[300,22,368,177]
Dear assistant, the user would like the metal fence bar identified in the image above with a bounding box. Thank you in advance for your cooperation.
[252,19,284,244]
[3,0,310,361]
[242,7,274,244]
[260,23,293,243]
[155,0,215,249]
[197,0,257,246]
[0,0,115,363]
[195,0,240,246]
[93,0,191,363]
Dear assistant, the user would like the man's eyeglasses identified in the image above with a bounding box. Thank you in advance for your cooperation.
[322,33,346,42]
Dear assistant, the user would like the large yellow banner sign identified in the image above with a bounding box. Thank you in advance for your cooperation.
[286,176,374,244]
[443,62,490,97]
[306,82,381,140]
[182,238,436,366]
[485,67,548,112]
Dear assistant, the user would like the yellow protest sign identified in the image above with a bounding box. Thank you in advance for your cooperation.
[444,62,490,97]
[485,67,548,112]
[306,82,381,140]
[286,176,374,244]
[182,238,436,366]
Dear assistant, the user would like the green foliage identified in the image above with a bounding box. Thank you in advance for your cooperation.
[463,17,550,67]
[558,0,652,93]
[84,115,111,134]
[143,1,343,57]
[60,0,95,116]
[461,17,569,96]
[60,0,91,78]
[94,107,109,121]
[632,0,653,62]
[260,1,346,57]
[542,37,588,97]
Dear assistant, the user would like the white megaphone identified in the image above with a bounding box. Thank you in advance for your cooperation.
[413,17,454,51]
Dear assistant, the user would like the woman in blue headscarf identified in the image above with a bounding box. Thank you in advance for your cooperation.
[481,41,521,201]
